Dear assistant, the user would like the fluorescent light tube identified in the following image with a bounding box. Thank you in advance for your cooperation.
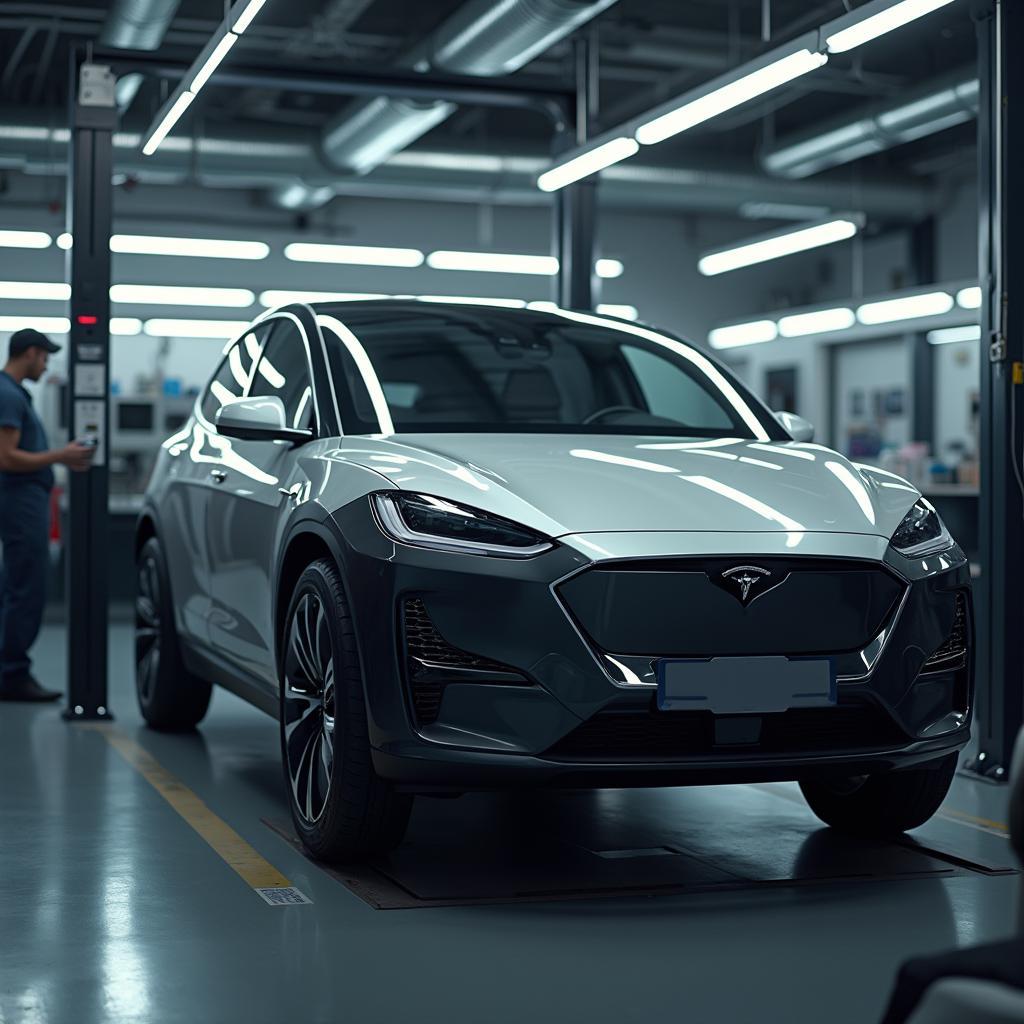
[0,230,51,249]
[596,259,624,279]
[708,320,778,349]
[56,232,73,250]
[636,49,828,146]
[778,307,856,337]
[956,286,982,309]
[142,90,195,156]
[191,32,238,94]
[928,325,981,345]
[110,317,143,335]
[260,290,387,307]
[231,0,267,33]
[826,0,956,54]
[0,315,70,333]
[111,284,255,307]
[537,136,639,192]
[699,218,858,276]
[111,235,269,259]
[427,251,558,275]
[145,318,249,339]
[284,243,424,267]
[0,281,70,300]
[417,296,528,308]
[856,291,954,324]
[596,304,639,321]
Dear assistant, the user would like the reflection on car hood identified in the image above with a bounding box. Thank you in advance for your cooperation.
[324,433,921,539]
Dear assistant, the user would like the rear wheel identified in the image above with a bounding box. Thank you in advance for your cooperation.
[280,558,412,861]
[135,536,212,730]
[799,753,958,836]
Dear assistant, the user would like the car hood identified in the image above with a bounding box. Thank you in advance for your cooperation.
[324,433,921,540]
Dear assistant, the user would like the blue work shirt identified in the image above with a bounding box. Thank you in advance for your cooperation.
[0,370,54,492]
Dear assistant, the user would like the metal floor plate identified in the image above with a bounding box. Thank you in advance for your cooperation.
[265,783,1018,910]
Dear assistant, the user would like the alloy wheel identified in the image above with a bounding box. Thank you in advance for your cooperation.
[135,555,162,704]
[283,591,336,824]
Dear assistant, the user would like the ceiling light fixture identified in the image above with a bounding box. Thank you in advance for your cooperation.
[0,281,70,301]
[231,0,268,33]
[190,32,238,94]
[596,259,624,278]
[142,91,195,156]
[0,315,70,333]
[0,230,51,249]
[636,48,828,146]
[778,307,856,337]
[111,235,269,259]
[537,136,639,192]
[110,284,255,307]
[110,317,144,335]
[427,251,558,275]
[596,303,639,321]
[144,318,250,339]
[927,325,981,345]
[857,291,954,324]
[284,242,424,267]
[708,320,778,349]
[699,217,859,276]
[956,285,982,309]
[825,0,957,55]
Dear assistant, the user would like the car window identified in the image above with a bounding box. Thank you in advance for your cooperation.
[249,319,315,430]
[200,324,271,424]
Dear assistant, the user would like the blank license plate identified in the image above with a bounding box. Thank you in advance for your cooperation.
[657,656,835,714]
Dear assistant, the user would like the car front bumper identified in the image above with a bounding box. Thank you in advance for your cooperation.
[329,499,973,793]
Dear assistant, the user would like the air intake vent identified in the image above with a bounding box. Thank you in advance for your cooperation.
[923,593,968,672]
[402,598,528,724]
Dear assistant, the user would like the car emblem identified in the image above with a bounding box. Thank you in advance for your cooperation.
[719,565,773,606]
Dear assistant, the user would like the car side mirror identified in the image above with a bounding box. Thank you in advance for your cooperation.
[774,410,814,443]
[214,396,312,445]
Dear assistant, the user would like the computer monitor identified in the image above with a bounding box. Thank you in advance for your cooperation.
[116,402,154,432]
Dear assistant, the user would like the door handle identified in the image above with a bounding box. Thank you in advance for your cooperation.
[209,469,227,483]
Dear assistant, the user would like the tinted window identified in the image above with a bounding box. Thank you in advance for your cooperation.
[200,325,269,424]
[319,305,781,440]
[249,319,314,430]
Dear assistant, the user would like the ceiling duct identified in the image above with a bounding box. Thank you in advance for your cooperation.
[275,0,619,209]
[99,0,183,112]
[762,69,977,179]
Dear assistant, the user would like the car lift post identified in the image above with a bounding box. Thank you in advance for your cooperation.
[63,60,116,722]
[969,0,1023,779]
[553,30,598,311]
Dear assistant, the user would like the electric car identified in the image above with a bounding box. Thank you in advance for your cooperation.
[136,300,972,861]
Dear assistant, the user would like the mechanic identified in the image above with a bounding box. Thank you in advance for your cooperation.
[0,328,94,701]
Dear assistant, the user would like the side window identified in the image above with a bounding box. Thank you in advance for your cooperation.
[200,325,270,424]
[622,345,734,429]
[249,319,315,430]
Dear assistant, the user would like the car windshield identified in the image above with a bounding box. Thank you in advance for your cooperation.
[316,304,784,440]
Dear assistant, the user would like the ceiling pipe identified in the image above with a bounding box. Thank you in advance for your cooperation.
[98,0,183,112]
[275,0,620,210]
[762,68,977,179]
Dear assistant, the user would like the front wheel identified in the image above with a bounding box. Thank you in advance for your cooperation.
[279,558,412,862]
[799,753,958,836]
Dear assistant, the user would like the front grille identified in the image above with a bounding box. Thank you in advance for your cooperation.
[557,557,905,659]
[543,703,909,762]
[402,598,526,725]
[923,592,968,671]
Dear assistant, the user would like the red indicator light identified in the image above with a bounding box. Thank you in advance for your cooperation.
[76,315,99,325]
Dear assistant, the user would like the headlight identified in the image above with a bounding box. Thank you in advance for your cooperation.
[890,499,953,556]
[371,492,553,558]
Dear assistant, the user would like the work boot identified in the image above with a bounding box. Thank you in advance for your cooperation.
[0,674,61,702]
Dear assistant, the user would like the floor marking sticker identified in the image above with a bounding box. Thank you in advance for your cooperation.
[939,809,1010,839]
[82,724,312,905]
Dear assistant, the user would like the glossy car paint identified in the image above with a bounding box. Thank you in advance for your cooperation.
[140,300,972,792]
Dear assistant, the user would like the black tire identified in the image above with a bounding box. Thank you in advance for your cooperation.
[279,558,412,862]
[799,753,958,836]
[135,536,213,730]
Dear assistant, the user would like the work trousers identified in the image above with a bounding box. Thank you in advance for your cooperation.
[0,483,50,682]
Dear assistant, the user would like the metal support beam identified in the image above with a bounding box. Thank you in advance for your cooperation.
[969,0,1023,780]
[911,219,935,448]
[63,61,116,723]
[554,31,598,309]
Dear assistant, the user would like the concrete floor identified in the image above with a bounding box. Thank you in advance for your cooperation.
[0,623,1018,1024]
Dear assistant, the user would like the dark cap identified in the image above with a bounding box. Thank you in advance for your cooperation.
[9,328,61,357]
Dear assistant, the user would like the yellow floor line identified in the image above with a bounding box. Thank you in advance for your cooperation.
[83,724,310,904]
[939,808,1010,836]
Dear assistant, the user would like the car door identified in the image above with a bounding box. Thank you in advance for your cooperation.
[160,329,265,647]
[206,314,318,688]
